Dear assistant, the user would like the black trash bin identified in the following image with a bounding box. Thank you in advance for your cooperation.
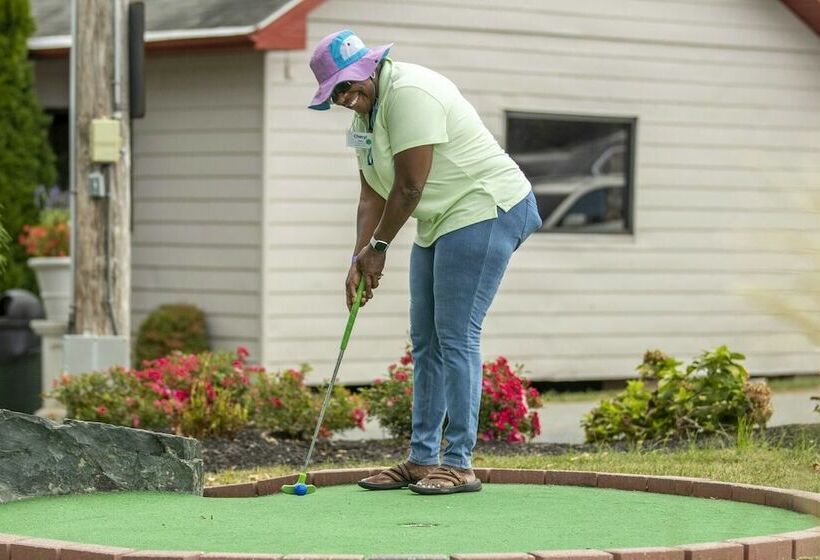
[0,289,45,413]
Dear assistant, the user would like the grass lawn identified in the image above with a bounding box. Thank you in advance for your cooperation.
[208,438,820,494]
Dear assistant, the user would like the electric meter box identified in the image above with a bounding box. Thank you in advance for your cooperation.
[90,118,122,163]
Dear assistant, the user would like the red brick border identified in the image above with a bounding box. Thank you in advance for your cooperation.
[773,530,820,559]
[604,548,685,560]
[725,536,792,560]
[530,551,613,559]
[1,470,817,560]
[675,541,743,560]
[200,555,283,560]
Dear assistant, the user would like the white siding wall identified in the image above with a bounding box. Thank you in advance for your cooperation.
[264,0,820,383]
[132,51,265,357]
[32,52,265,360]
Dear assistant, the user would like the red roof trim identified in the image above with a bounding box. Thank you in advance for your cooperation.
[28,0,327,59]
[780,0,820,35]
[29,35,254,59]
[251,0,326,50]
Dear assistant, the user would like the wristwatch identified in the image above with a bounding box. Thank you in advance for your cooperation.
[369,236,390,252]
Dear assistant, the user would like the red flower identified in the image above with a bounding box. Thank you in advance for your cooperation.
[400,353,413,365]
[507,431,525,443]
[394,371,408,382]
[530,412,541,435]
[95,405,108,416]
[352,408,366,430]
[237,346,250,359]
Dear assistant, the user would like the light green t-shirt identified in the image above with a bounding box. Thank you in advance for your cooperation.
[352,59,531,247]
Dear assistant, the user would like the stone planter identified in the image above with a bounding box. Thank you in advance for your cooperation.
[27,256,70,323]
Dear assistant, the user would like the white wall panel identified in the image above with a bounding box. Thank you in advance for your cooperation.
[259,0,820,380]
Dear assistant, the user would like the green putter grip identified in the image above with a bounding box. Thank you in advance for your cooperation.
[341,277,365,350]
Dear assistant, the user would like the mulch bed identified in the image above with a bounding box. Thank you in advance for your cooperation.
[200,423,819,473]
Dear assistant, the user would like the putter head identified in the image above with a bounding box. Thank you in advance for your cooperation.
[281,473,317,496]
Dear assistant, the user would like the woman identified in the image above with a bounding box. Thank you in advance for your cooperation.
[308,30,542,495]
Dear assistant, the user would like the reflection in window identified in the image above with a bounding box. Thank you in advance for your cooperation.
[507,112,635,234]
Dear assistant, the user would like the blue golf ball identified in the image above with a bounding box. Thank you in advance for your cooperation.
[294,483,308,496]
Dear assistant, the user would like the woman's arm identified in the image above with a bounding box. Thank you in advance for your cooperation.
[354,170,386,254]
[352,145,434,305]
[347,171,386,308]
[373,144,433,243]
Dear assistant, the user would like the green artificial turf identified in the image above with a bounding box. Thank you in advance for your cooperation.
[0,485,815,555]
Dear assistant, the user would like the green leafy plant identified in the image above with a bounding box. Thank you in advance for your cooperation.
[50,367,167,431]
[134,304,210,365]
[50,346,367,440]
[362,348,543,442]
[0,0,58,293]
[50,348,253,438]
[359,349,415,440]
[582,346,773,444]
[250,364,365,439]
[0,211,9,275]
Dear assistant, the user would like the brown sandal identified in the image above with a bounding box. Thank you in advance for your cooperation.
[358,462,435,490]
[408,465,482,495]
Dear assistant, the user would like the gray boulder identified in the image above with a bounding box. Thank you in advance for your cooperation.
[0,409,203,503]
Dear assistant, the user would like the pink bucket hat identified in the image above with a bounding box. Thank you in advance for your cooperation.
[308,30,392,110]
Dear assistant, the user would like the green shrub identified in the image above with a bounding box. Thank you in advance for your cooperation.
[0,212,9,275]
[582,346,773,444]
[361,348,543,442]
[50,367,167,431]
[50,348,253,438]
[250,364,366,439]
[359,350,415,440]
[51,345,368,440]
[134,304,209,365]
[0,0,58,293]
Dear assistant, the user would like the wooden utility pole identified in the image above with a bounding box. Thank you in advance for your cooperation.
[72,0,131,337]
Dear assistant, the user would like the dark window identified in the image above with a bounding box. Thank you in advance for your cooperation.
[46,110,69,191]
[37,109,70,210]
[507,112,635,234]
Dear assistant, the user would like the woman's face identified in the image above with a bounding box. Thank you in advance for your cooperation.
[332,77,376,114]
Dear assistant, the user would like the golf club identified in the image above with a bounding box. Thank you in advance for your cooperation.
[282,277,366,496]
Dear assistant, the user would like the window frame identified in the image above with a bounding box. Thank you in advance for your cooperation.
[505,110,638,237]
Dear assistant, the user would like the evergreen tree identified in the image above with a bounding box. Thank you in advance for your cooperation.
[0,209,9,275]
[0,0,57,292]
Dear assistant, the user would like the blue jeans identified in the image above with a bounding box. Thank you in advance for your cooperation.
[407,191,542,469]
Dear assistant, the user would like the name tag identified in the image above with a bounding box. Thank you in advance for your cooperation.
[346,131,373,149]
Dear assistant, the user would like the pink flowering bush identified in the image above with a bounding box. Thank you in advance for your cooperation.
[479,356,543,443]
[251,364,366,439]
[359,349,415,440]
[51,347,366,440]
[50,367,167,430]
[52,348,254,438]
[362,349,543,442]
